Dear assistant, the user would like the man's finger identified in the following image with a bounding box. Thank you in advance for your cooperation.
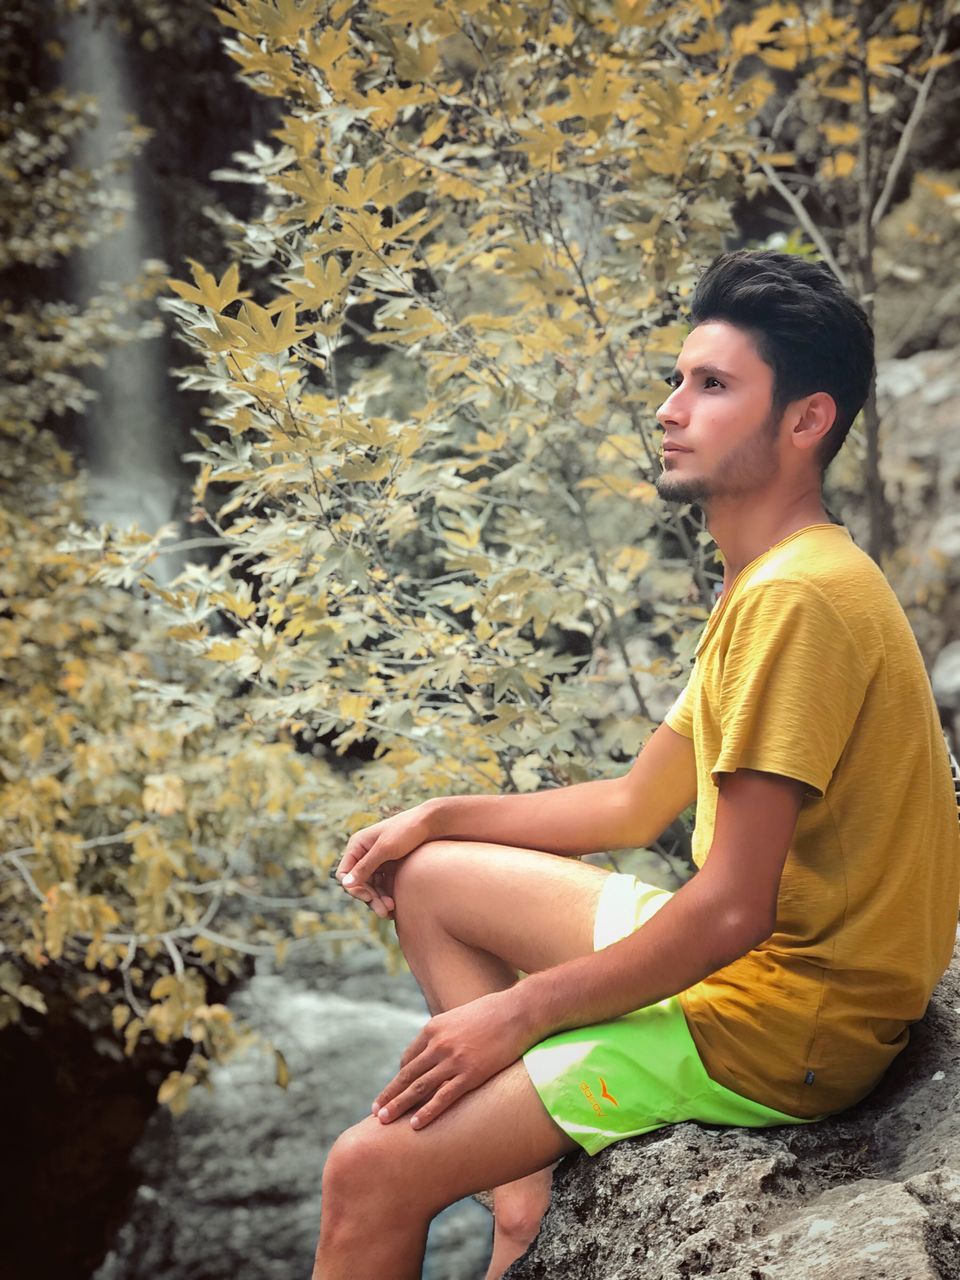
[341,848,385,889]
[375,1067,448,1123]
[335,825,379,879]
[343,883,392,919]
[335,837,362,877]
[337,879,386,916]
[410,1078,465,1130]
[375,1044,433,1110]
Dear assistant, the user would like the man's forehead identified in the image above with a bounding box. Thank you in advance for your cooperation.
[676,320,770,377]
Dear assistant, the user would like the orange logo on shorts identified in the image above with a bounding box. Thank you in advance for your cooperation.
[579,1078,619,1115]
[579,1081,603,1115]
[599,1077,619,1107]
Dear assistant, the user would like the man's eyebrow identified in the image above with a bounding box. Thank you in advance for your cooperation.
[668,363,738,382]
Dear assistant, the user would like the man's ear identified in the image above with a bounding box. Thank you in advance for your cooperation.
[788,392,837,454]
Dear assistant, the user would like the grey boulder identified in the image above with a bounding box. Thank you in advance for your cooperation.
[506,944,960,1280]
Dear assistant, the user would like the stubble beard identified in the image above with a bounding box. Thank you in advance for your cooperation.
[655,408,782,507]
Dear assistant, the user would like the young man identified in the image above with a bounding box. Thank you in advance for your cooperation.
[314,251,960,1280]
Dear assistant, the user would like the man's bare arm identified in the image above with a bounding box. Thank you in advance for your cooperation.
[339,721,698,908]
[509,767,804,1039]
[424,721,697,856]
[371,767,805,1128]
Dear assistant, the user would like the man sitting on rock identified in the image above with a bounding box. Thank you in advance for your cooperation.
[314,250,960,1280]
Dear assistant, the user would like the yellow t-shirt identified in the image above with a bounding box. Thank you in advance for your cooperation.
[665,523,959,1118]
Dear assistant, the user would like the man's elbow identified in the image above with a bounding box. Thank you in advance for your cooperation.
[714,904,775,967]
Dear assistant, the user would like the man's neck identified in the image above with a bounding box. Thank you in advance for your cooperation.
[706,491,830,595]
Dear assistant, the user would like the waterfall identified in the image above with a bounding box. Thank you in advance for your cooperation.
[60,7,184,583]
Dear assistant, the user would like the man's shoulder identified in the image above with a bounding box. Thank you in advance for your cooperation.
[747,524,878,592]
[726,525,928,691]
[740,525,899,630]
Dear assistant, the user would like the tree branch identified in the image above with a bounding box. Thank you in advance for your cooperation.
[759,162,849,286]
[871,28,949,229]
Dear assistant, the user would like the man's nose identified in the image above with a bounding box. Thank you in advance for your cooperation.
[656,389,686,428]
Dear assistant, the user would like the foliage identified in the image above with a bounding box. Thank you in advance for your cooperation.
[731,0,960,557]
[0,428,367,1105]
[113,0,781,827]
[0,0,357,1109]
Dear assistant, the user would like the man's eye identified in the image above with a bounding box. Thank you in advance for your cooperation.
[704,376,724,389]
[665,374,681,390]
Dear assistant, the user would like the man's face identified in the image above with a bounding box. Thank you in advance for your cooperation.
[654,321,782,506]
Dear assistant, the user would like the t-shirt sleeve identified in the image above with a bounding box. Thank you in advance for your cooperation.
[664,679,694,738]
[711,581,869,797]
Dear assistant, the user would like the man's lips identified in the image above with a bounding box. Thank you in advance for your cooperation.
[662,443,691,453]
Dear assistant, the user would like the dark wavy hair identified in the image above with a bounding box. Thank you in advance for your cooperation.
[689,250,875,472]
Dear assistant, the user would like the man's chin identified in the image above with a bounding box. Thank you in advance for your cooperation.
[655,474,708,505]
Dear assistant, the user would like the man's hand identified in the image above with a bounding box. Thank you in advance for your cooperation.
[334,803,438,919]
[372,989,534,1130]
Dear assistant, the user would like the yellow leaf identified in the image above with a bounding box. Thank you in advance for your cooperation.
[420,112,448,147]
[207,639,246,662]
[678,31,724,56]
[237,300,314,356]
[168,260,249,312]
[59,657,86,697]
[567,69,631,127]
[823,122,860,147]
[611,546,652,581]
[915,52,954,75]
[218,0,325,44]
[210,589,257,621]
[820,151,856,180]
[509,122,567,165]
[157,1069,197,1116]
[142,773,186,817]
[124,1016,144,1055]
[151,974,180,1000]
[821,77,860,104]
[758,47,798,71]
[275,1048,291,1089]
[338,692,372,722]
[762,152,795,168]
[866,34,921,75]
[287,255,348,311]
[892,2,921,32]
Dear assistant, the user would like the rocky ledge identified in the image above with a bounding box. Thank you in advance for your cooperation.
[505,942,960,1280]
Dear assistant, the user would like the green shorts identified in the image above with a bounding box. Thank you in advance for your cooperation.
[521,874,813,1156]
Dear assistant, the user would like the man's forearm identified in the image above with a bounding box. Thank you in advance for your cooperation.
[417,721,696,860]
[509,868,768,1042]
[421,778,646,859]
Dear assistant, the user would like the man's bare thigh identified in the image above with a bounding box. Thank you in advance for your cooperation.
[392,840,614,975]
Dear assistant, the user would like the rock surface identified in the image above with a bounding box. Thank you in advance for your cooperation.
[872,348,960,675]
[932,641,960,712]
[505,944,960,1280]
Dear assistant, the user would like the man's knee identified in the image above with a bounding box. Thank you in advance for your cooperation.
[392,839,462,915]
[322,1124,419,1224]
[322,1124,375,1217]
[493,1179,551,1246]
[322,1121,449,1229]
